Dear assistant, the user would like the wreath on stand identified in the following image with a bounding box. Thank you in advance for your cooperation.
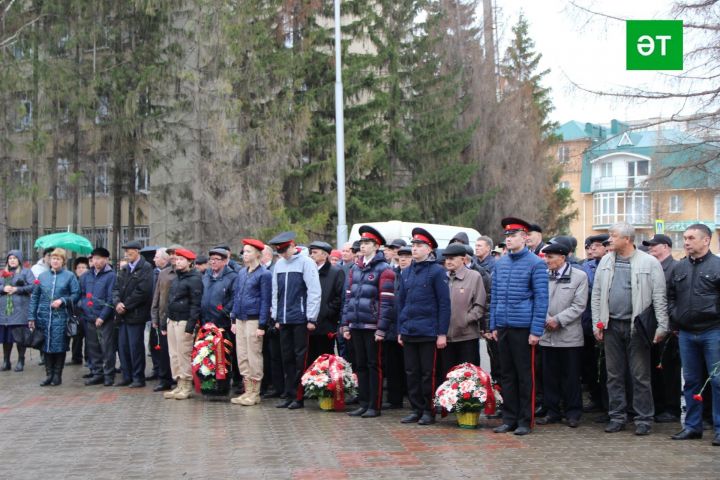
[191,323,233,397]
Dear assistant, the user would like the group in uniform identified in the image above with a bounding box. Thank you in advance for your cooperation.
[2,218,719,447]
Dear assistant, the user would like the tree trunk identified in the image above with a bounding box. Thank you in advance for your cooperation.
[71,42,81,234]
[111,159,123,263]
[30,10,41,260]
[127,151,136,240]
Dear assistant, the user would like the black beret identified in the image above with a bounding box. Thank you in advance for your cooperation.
[528,223,543,233]
[121,240,143,250]
[542,242,569,256]
[443,243,469,257]
[388,238,407,249]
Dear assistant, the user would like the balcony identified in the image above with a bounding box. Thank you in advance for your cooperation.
[593,191,652,228]
[592,175,648,191]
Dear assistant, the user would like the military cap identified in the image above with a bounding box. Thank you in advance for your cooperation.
[358,225,386,246]
[501,217,531,235]
[410,227,438,249]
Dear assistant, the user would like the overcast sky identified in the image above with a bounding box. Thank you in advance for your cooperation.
[490,0,687,125]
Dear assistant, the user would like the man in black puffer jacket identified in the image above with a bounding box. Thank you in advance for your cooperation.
[164,249,203,400]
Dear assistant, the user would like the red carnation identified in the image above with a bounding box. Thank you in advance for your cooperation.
[693,394,703,402]
[464,371,472,378]
[327,382,336,391]
[87,301,94,307]
[1,271,12,278]
[462,392,471,400]
[34,279,40,285]
[596,322,605,330]
[216,304,223,311]
[451,382,459,389]
[327,332,336,340]
[86,293,93,299]
[438,389,444,396]
[656,364,663,370]
[153,344,162,351]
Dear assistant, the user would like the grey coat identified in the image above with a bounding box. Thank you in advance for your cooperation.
[540,265,588,348]
[0,250,36,327]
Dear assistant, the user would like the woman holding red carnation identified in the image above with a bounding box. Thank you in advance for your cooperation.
[0,250,36,372]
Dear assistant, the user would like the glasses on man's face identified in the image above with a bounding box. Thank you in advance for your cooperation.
[209,257,223,262]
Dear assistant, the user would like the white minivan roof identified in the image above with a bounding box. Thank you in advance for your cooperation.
[348,220,482,249]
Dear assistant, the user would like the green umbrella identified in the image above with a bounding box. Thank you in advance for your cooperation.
[34,232,94,255]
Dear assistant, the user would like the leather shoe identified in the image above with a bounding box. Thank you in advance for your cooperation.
[671,429,702,440]
[582,401,602,413]
[287,400,304,410]
[361,409,380,418]
[635,424,652,436]
[82,372,94,379]
[401,412,421,424]
[262,389,280,399]
[417,412,435,425]
[84,376,104,386]
[713,433,720,446]
[513,426,531,436]
[655,412,679,423]
[114,380,132,387]
[382,402,403,410]
[347,407,367,417]
[276,399,293,408]
[567,418,580,428]
[536,416,562,425]
[153,383,173,392]
[104,380,114,387]
[128,381,145,388]
[604,421,626,433]
[493,424,517,433]
[146,374,159,381]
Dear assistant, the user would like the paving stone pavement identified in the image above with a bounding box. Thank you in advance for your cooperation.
[0,351,718,479]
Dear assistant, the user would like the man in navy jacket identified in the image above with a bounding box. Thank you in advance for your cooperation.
[490,217,549,436]
[397,228,450,426]
[80,247,117,386]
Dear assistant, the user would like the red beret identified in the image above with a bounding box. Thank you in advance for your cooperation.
[242,238,265,252]
[174,248,196,261]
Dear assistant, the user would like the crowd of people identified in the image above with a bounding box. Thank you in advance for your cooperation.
[0,218,718,446]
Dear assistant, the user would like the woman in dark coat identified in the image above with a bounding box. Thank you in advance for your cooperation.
[0,250,36,371]
[28,248,80,386]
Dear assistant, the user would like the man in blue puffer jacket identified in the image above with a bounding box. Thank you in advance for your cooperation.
[490,217,549,436]
[397,227,451,426]
[79,247,117,387]
[268,231,321,410]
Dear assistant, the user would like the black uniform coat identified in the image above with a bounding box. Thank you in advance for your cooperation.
[112,256,154,325]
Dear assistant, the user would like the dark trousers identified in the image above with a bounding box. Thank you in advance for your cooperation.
[70,318,87,364]
[403,339,437,414]
[542,346,583,421]
[498,328,535,429]
[441,338,480,379]
[117,323,146,383]
[582,334,604,407]
[351,329,383,410]
[230,329,242,385]
[486,337,501,383]
[279,323,309,401]
[262,330,284,394]
[308,334,335,364]
[85,319,117,380]
[651,335,681,417]
[604,320,653,425]
[148,325,172,384]
[383,340,405,406]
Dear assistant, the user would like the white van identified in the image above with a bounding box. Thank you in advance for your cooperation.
[348,221,482,249]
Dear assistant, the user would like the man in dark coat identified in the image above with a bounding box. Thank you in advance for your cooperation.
[112,241,154,388]
[308,241,345,362]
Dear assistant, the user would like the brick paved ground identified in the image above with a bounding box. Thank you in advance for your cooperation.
[0,350,718,480]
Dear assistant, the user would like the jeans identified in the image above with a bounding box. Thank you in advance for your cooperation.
[679,328,720,434]
[604,320,653,425]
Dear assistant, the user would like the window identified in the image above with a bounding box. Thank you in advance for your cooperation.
[8,229,33,259]
[95,95,110,124]
[81,227,109,248]
[669,195,683,213]
[600,162,612,177]
[135,166,150,193]
[83,157,109,196]
[557,145,570,164]
[627,160,649,187]
[593,191,651,226]
[557,181,571,190]
[669,232,684,250]
[14,163,29,187]
[12,95,32,132]
[55,158,70,199]
[121,226,149,248]
[715,194,720,225]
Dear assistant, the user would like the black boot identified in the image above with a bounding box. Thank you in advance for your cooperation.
[39,351,45,366]
[14,346,26,372]
[40,353,54,386]
[51,353,63,386]
[1,343,11,371]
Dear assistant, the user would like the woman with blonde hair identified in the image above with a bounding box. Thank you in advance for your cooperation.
[28,248,81,386]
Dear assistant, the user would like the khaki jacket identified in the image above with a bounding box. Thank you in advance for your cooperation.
[446,266,485,342]
[591,248,668,336]
[151,266,176,330]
